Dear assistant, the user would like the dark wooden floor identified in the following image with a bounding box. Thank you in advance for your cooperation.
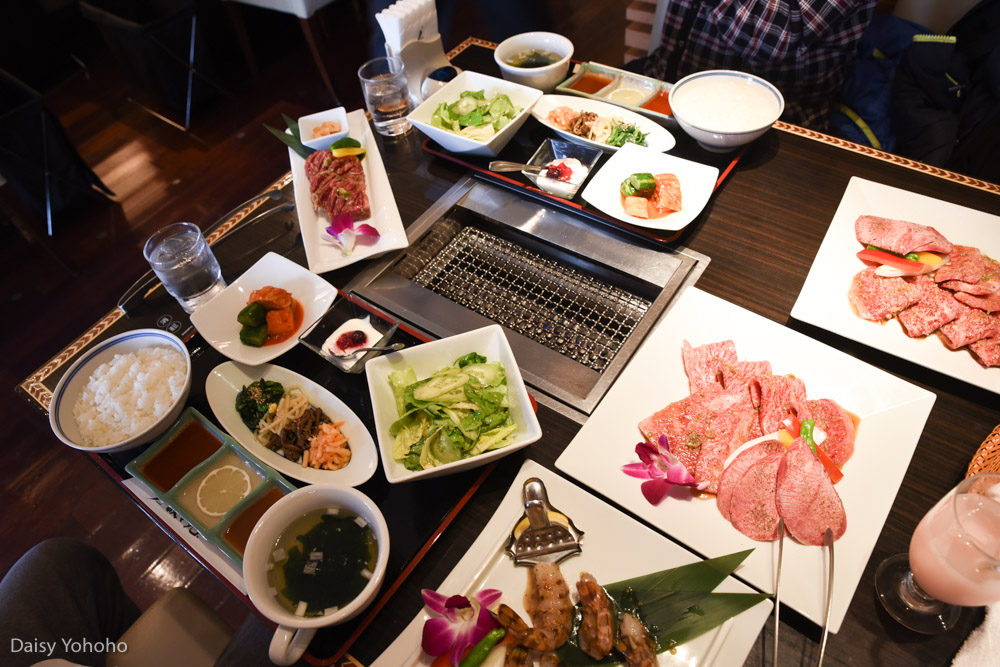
[2,0,629,639]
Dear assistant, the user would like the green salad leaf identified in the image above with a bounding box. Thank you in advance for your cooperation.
[388,353,516,471]
[429,89,523,142]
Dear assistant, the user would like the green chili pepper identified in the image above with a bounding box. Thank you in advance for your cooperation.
[904,252,920,261]
[458,628,505,667]
[620,172,656,197]
[865,244,921,262]
[800,419,817,455]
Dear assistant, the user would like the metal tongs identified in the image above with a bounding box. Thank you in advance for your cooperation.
[817,527,835,666]
[504,478,584,566]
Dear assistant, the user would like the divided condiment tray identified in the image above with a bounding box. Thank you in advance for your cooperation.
[126,407,296,566]
[556,61,676,127]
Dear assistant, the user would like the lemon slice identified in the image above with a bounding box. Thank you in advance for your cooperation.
[196,465,251,517]
[330,146,366,159]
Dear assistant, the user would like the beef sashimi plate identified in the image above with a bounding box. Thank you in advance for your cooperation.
[372,460,772,667]
[288,109,408,274]
[792,176,1000,394]
[556,287,935,633]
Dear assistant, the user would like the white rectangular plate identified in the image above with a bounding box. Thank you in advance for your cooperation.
[791,176,1000,393]
[372,459,772,667]
[556,287,936,633]
[289,109,408,274]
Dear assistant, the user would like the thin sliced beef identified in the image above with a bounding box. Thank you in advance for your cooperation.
[933,245,986,284]
[717,439,785,521]
[307,154,371,221]
[969,337,1000,368]
[681,340,736,393]
[729,452,785,541]
[855,215,953,255]
[938,307,1000,349]
[693,405,760,494]
[720,360,772,392]
[848,268,923,321]
[953,290,1000,313]
[941,279,1000,295]
[750,374,810,435]
[897,275,965,337]
[775,440,847,546]
[806,398,855,467]
[638,396,704,474]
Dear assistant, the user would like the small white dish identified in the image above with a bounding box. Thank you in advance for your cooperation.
[493,31,573,93]
[190,252,336,366]
[49,329,192,453]
[581,142,719,231]
[298,106,349,151]
[531,94,675,153]
[365,325,542,484]
[205,361,378,486]
[407,70,542,157]
[288,109,408,274]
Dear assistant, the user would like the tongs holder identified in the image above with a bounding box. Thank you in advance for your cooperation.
[504,477,584,566]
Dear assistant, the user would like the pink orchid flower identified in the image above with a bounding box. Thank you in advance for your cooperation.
[420,588,501,666]
[622,434,708,505]
[324,213,379,255]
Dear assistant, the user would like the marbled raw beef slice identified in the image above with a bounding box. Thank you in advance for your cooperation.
[855,215,953,255]
[638,396,705,473]
[934,245,986,284]
[717,439,785,521]
[720,360,773,392]
[938,306,1000,349]
[681,340,736,393]
[969,337,1000,368]
[953,289,1000,313]
[729,452,785,541]
[693,400,761,494]
[776,439,847,545]
[750,374,811,435]
[805,398,856,467]
[848,268,923,321]
[897,275,965,337]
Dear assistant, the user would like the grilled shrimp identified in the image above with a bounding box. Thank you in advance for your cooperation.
[502,644,564,667]
[616,612,657,667]
[576,572,614,659]
[524,562,574,651]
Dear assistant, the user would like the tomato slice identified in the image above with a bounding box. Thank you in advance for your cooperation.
[856,248,926,274]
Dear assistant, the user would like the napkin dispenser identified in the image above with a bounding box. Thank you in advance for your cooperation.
[376,0,459,102]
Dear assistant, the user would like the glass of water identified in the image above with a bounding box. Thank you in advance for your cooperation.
[358,56,413,137]
[143,222,226,313]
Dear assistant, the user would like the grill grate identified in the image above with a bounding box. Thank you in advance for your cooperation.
[406,226,651,371]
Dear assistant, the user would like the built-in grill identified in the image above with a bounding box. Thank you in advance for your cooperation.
[346,176,708,420]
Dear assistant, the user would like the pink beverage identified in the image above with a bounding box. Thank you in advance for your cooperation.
[909,492,1000,606]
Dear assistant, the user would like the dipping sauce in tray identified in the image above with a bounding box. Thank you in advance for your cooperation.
[641,89,672,116]
[141,420,222,492]
[570,72,613,95]
[222,486,287,556]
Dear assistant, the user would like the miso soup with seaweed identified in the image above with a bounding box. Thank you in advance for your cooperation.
[266,507,378,617]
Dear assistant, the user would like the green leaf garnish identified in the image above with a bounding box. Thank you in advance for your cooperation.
[264,112,314,159]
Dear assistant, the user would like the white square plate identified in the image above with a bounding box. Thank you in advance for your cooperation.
[556,287,935,633]
[288,109,408,274]
[581,142,718,231]
[190,252,336,365]
[791,176,1000,394]
[365,325,542,483]
[372,460,772,667]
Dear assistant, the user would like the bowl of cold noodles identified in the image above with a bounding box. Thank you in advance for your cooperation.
[49,329,192,453]
[494,31,573,93]
[244,484,389,666]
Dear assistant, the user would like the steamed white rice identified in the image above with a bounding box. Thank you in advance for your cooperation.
[72,346,186,447]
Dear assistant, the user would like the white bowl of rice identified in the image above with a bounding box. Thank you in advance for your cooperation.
[49,329,192,453]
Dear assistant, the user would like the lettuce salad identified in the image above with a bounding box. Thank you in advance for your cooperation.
[430,90,522,142]
[389,352,517,471]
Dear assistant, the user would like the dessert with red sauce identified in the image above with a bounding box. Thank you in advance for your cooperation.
[324,316,382,358]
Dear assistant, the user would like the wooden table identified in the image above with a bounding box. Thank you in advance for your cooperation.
[19,39,1000,666]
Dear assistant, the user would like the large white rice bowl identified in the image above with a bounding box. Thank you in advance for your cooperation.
[669,70,784,152]
[49,329,192,453]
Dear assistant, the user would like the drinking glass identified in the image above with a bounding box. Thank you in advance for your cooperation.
[143,222,226,313]
[357,56,413,137]
[875,473,1000,634]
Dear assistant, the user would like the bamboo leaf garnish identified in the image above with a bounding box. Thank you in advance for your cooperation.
[264,113,315,159]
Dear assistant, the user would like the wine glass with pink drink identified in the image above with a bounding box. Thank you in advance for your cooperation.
[875,473,1000,634]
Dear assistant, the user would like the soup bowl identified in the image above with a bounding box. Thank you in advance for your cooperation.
[668,70,784,152]
[494,31,573,92]
[243,485,389,665]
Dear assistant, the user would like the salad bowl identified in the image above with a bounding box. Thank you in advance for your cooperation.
[406,71,542,156]
[365,325,542,483]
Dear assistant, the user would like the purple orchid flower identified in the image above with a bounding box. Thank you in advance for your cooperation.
[622,434,708,505]
[324,213,379,255]
[420,588,501,666]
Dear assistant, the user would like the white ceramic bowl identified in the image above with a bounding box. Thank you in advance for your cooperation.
[244,485,389,666]
[494,31,574,93]
[49,329,192,453]
[406,70,542,157]
[298,107,349,151]
[668,70,784,152]
[366,324,543,483]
